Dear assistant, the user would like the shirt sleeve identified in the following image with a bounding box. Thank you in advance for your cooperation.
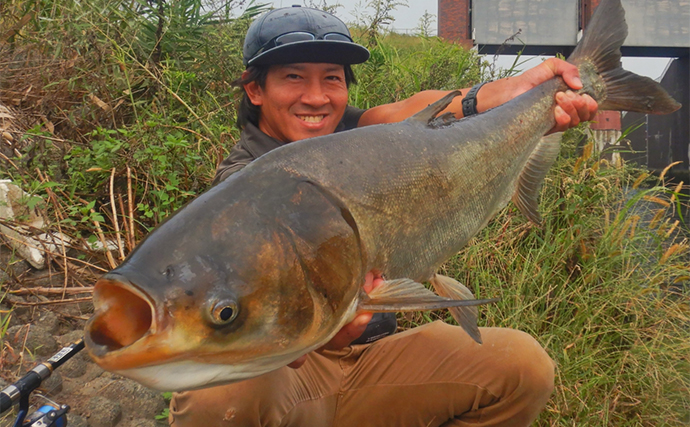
[211,143,255,186]
[338,106,366,131]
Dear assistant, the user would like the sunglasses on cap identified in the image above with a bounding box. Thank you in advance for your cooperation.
[258,31,354,53]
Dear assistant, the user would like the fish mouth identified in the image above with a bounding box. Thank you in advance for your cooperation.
[86,273,155,358]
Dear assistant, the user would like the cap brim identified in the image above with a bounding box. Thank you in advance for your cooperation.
[247,40,370,66]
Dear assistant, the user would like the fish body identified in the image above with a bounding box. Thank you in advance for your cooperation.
[85,0,680,391]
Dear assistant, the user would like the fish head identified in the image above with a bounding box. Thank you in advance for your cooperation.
[85,177,363,391]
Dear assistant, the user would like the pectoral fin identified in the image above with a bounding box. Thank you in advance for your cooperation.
[358,278,497,316]
[512,133,562,224]
[430,274,483,344]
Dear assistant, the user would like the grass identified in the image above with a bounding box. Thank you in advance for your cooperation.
[425,132,690,426]
[0,0,688,425]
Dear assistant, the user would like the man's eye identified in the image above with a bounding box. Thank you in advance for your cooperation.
[286,74,302,80]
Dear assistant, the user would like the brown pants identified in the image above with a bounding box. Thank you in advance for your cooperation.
[169,322,554,427]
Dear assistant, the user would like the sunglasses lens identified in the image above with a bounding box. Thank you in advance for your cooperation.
[274,32,315,46]
[323,33,352,42]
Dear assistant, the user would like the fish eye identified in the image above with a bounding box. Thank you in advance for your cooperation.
[210,300,239,326]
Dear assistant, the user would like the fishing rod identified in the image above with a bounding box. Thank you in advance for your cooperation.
[1,338,84,427]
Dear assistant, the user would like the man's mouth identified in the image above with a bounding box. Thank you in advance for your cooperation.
[298,115,325,123]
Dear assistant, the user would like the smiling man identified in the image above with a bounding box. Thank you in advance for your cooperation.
[170,5,596,427]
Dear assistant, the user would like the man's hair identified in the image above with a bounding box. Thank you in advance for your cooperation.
[234,65,358,130]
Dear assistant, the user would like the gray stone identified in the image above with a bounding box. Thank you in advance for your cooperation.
[9,259,31,277]
[6,324,58,357]
[36,310,60,334]
[25,294,49,304]
[66,413,90,427]
[87,396,121,427]
[24,271,60,287]
[0,268,9,284]
[82,362,105,382]
[60,351,88,378]
[126,419,159,427]
[97,378,166,419]
[0,303,22,328]
[42,371,63,396]
[61,294,94,317]
[57,330,84,346]
[3,294,29,317]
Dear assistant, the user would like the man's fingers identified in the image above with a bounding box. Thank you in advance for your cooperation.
[583,94,598,121]
[544,57,583,90]
[555,92,579,128]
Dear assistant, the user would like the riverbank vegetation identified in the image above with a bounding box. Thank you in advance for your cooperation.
[0,0,688,425]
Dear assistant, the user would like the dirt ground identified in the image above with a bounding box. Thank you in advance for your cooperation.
[1,243,167,427]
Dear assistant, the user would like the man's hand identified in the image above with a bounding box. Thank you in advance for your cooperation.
[516,58,598,133]
[287,271,384,369]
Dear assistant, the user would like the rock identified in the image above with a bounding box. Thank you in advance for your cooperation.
[3,294,29,318]
[6,324,58,357]
[42,371,63,396]
[60,351,89,378]
[61,294,94,318]
[36,310,60,334]
[0,303,22,328]
[66,413,89,427]
[87,396,121,427]
[9,259,32,277]
[82,362,105,382]
[89,378,166,419]
[126,419,159,427]
[0,180,47,269]
[24,271,61,288]
[57,330,84,346]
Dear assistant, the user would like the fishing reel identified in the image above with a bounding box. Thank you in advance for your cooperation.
[1,339,83,427]
[18,403,69,427]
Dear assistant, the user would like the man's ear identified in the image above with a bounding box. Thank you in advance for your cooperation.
[243,71,264,107]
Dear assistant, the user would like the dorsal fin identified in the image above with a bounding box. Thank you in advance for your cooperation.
[512,133,562,224]
[407,90,463,124]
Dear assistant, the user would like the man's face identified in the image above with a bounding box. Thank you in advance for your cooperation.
[244,63,349,143]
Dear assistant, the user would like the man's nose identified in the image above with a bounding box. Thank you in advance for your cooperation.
[301,81,329,107]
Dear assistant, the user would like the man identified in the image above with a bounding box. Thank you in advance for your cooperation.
[170,6,597,427]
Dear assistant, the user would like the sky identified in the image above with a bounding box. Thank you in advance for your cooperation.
[252,0,673,80]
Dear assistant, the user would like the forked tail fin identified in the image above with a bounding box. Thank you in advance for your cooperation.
[567,0,681,114]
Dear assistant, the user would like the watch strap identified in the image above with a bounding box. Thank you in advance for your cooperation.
[461,82,487,117]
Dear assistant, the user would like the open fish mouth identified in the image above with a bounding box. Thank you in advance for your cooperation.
[86,274,155,357]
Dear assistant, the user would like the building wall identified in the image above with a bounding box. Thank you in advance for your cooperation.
[439,0,690,51]
[438,0,473,49]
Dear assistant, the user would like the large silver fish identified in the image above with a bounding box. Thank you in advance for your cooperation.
[84,0,680,391]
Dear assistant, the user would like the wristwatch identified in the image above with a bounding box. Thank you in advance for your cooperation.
[461,82,487,117]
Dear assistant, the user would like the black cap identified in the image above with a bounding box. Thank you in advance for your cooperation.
[243,6,370,66]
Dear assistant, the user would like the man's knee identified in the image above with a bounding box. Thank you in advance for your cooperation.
[414,323,554,396]
[497,329,555,399]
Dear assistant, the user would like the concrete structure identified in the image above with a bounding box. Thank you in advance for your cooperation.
[438,0,689,173]
[438,0,690,57]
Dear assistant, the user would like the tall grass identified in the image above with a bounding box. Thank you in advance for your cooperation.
[436,131,689,426]
[0,1,688,425]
